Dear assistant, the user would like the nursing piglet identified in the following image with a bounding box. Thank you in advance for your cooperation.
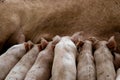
[5,38,48,80]
[0,42,32,80]
[77,40,96,80]
[90,36,116,80]
[24,36,60,80]
[51,32,83,80]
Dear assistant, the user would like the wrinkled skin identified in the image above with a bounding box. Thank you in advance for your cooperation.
[0,0,120,52]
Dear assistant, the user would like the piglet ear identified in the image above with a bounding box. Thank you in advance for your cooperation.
[107,36,117,51]
[24,42,30,52]
[40,38,48,49]
[76,40,84,52]
[24,41,34,52]
[27,40,34,49]
[71,31,84,45]
[76,40,84,48]
[89,37,98,44]
[88,37,99,49]
[52,35,61,45]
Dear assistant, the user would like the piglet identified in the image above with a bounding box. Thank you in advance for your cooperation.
[0,42,32,80]
[77,40,96,80]
[90,36,116,80]
[51,32,83,80]
[24,35,60,80]
[5,38,48,80]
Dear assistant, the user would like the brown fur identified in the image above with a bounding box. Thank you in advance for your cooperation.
[0,0,120,52]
